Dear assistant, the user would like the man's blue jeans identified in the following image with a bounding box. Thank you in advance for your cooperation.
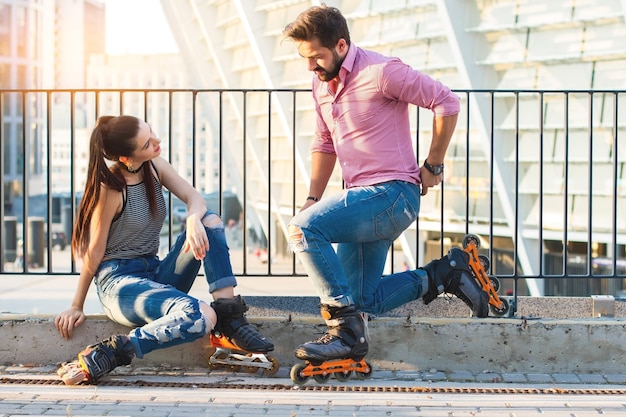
[94,212,237,358]
[289,180,427,315]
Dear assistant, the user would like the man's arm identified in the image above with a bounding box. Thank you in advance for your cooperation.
[420,113,458,196]
[302,151,336,209]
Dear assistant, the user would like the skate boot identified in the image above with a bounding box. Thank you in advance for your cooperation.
[420,247,490,318]
[295,304,368,363]
[211,295,274,353]
[290,304,372,385]
[58,335,135,385]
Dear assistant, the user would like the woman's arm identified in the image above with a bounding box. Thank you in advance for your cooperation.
[55,185,121,339]
[153,157,209,260]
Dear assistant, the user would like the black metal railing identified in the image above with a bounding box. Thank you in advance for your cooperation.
[1,89,624,303]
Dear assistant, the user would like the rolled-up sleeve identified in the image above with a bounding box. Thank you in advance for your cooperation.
[311,89,337,154]
[381,59,460,116]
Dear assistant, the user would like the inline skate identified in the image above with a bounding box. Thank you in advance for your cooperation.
[57,335,134,385]
[461,234,510,317]
[208,295,279,375]
[290,304,373,385]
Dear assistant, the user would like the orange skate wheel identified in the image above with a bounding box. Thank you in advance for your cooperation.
[262,356,280,376]
[290,362,310,385]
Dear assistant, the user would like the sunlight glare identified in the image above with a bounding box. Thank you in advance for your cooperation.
[104,0,178,55]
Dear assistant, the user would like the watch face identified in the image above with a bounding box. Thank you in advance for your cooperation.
[426,162,443,175]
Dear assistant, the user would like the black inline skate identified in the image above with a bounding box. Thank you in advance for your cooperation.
[209,295,279,375]
[290,304,372,385]
[57,335,134,385]
[420,235,510,317]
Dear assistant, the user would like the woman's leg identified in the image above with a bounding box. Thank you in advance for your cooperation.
[153,231,201,293]
[187,211,274,353]
[95,257,216,358]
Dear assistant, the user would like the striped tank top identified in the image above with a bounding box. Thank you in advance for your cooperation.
[104,175,167,259]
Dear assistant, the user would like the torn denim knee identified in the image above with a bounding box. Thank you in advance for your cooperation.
[201,212,223,229]
[288,224,307,253]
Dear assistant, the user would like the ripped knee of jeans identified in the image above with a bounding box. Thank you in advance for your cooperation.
[201,213,223,229]
[199,301,216,334]
[288,224,307,253]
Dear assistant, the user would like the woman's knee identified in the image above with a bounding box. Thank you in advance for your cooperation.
[199,301,216,332]
[201,213,224,229]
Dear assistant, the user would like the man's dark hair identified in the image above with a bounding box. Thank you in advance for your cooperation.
[283,4,351,49]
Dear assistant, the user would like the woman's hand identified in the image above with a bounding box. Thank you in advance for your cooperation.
[184,213,210,260]
[55,307,86,340]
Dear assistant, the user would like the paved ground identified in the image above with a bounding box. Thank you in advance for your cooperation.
[2,365,626,416]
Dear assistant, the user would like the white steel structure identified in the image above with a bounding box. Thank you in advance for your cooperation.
[160,0,626,295]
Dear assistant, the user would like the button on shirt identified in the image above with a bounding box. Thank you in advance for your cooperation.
[311,44,460,188]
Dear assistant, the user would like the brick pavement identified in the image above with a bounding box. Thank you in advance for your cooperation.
[1,365,626,416]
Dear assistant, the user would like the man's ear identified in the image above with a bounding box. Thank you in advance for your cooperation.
[337,38,348,55]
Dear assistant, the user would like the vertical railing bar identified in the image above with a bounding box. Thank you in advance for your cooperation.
[538,92,544,278]
[191,91,197,188]
[489,91,495,258]
[144,90,148,122]
[242,91,249,276]
[22,91,29,272]
[46,92,53,272]
[291,91,298,274]
[513,91,520,310]
[218,90,224,223]
[612,92,619,276]
[440,121,445,258]
[70,91,77,273]
[415,105,421,258]
[465,91,471,237]
[586,92,593,278]
[0,92,4,271]
[267,91,272,275]
[563,93,570,277]
[168,90,174,247]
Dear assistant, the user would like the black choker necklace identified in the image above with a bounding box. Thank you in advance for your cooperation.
[123,162,143,174]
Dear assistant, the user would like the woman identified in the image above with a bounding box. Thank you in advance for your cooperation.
[55,115,273,382]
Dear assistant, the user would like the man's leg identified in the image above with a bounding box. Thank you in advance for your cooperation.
[420,247,490,317]
[289,182,419,361]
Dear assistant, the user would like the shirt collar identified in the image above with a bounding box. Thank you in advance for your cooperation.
[339,42,357,79]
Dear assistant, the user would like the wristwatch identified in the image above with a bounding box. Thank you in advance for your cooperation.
[423,159,444,175]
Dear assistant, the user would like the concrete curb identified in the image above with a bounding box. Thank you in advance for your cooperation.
[3,312,625,374]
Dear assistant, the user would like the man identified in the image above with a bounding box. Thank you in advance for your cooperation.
[284,4,489,365]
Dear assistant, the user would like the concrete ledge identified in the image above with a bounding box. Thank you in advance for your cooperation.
[225,295,626,319]
[3,310,626,374]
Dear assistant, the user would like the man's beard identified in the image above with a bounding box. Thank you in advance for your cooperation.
[315,50,344,82]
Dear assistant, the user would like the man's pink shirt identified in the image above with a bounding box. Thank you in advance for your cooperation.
[311,43,460,188]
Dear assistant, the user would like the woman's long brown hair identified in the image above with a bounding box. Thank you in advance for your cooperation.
[72,115,157,258]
